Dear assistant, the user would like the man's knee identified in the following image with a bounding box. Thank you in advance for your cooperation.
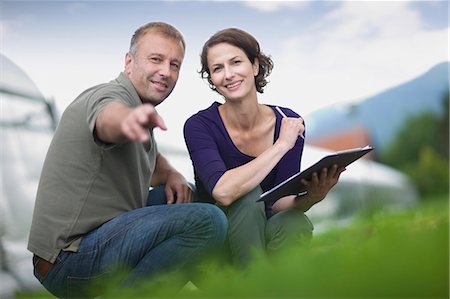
[204,203,228,235]
[191,203,228,244]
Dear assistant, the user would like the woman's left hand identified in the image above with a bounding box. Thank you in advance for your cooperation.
[300,164,346,204]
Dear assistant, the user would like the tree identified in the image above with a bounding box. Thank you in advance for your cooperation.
[380,90,449,197]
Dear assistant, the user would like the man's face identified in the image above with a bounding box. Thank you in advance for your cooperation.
[125,32,184,106]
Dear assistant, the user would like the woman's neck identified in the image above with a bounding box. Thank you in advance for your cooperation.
[220,99,263,132]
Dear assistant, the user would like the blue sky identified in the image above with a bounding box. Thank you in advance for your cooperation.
[1,0,449,150]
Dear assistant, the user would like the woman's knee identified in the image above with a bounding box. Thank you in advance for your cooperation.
[266,209,314,247]
[226,187,265,216]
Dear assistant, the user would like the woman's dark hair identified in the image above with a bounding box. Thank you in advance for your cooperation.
[199,28,274,94]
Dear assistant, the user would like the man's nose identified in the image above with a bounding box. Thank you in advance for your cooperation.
[158,61,171,77]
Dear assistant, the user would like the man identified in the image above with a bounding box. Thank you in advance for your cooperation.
[28,22,227,298]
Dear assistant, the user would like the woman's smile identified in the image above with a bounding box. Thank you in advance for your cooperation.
[225,80,243,91]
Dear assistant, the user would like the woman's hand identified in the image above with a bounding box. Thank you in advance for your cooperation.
[300,164,346,204]
[271,165,346,213]
[276,117,305,150]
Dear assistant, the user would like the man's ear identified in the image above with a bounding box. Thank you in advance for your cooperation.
[253,58,259,76]
[124,52,133,74]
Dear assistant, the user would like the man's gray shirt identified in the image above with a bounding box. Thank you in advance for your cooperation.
[28,73,157,263]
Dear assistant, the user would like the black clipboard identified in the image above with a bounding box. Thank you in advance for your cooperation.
[258,146,374,202]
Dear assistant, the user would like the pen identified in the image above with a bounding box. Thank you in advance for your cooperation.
[275,106,305,140]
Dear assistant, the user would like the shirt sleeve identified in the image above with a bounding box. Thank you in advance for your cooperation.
[183,114,227,195]
[85,84,135,148]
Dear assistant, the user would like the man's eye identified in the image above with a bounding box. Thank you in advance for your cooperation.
[171,63,180,70]
[150,57,162,63]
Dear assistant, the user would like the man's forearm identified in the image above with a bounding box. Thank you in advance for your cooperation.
[150,152,178,186]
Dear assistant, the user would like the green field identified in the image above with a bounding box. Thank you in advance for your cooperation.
[20,195,449,299]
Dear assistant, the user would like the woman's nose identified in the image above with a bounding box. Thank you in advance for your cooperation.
[223,65,234,79]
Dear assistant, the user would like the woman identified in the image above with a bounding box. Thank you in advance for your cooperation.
[183,28,345,268]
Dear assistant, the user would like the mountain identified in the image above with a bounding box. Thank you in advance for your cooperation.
[305,61,449,151]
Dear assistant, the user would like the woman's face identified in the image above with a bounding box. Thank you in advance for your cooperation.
[207,43,259,101]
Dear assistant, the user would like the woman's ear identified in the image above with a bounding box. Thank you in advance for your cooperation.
[253,58,259,76]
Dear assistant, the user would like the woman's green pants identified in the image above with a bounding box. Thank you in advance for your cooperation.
[218,186,314,268]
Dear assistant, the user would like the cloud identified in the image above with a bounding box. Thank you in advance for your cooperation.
[64,2,90,14]
[241,0,310,12]
[0,13,35,40]
[261,1,449,115]
[318,1,422,39]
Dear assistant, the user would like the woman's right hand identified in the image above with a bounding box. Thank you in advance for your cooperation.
[276,116,305,150]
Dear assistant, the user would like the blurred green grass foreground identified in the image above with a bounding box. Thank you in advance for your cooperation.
[21,195,449,299]
[135,195,448,299]
[178,196,448,299]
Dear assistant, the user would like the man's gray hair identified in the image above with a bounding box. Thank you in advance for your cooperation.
[129,22,186,56]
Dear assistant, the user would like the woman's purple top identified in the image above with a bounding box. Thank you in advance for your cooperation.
[183,102,304,217]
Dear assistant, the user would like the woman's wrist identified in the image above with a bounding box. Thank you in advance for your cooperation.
[273,139,292,154]
[294,192,324,212]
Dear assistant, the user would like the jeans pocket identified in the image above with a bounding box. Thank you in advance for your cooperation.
[67,272,109,298]
[33,267,44,283]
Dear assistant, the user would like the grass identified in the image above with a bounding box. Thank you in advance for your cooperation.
[18,194,449,299]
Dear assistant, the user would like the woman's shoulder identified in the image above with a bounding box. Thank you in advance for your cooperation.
[265,104,301,118]
[184,102,221,127]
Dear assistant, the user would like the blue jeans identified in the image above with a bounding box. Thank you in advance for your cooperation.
[34,186,227,298]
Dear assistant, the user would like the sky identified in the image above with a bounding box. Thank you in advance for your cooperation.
[1,0,449,151]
